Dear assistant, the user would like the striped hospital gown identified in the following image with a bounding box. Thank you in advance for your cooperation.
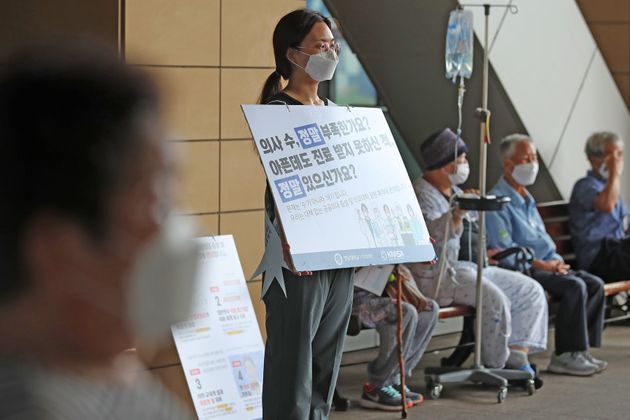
[0,359,193,420]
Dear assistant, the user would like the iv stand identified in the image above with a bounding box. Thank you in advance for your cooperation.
[475,1,492,373]
[425,3,534,404]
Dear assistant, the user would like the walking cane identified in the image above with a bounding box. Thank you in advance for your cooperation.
[394,268,408,418]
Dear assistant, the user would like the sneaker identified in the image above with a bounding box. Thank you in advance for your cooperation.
[359,383,413,411]
[392,384,424,406]
[582,351,608,373]
[547,352,598,376]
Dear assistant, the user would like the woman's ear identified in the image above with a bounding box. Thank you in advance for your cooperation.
[286,48,305,70]
[286,48,296,64]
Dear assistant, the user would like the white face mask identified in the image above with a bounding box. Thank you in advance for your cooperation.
[127,216,201,344]
[290,49,339,82]
[511,162,539,186]
[447,162,470,185]
[599,163,610,180]
[598,161,624,180]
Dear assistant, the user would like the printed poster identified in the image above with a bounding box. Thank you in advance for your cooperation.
[242,105,435,271]
[171,235,264,420]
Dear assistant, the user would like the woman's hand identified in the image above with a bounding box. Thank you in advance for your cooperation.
[463,188,480,196]
[422,237,439,265]
[282,243,313,276]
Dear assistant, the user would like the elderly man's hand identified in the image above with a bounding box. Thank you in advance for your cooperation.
[533,259,570,275]
[604,153,623,179]
[487,248,504,266]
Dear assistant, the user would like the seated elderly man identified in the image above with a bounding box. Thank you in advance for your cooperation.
[486,133,607,377]
[410,128,548,376]
[569,131,630,281]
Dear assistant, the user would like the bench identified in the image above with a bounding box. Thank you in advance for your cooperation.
[344,304,476,374]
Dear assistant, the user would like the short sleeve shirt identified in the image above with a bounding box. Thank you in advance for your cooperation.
[486,177,561,262]
[568,170,628,269]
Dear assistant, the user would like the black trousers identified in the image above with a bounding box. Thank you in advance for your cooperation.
[532,269,605,354]
[589,237,630,282]
[262,268,354,420]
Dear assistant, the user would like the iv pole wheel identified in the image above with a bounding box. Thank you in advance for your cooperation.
[497,387,508,403]
[425,376,442,399]
[525,379,536,396]
[430,384,443,400]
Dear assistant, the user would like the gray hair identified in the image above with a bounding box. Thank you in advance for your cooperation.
[584,131,623,157]
[499,133,532,161]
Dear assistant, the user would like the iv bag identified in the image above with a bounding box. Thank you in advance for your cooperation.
[445,9,474,82]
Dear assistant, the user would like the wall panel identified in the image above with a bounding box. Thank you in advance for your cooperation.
[125,0,220,66]
[174,141,220,214]
[149,67,220,141]
[220,140,266,211]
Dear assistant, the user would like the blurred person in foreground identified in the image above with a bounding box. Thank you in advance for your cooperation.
[0,45,199,419]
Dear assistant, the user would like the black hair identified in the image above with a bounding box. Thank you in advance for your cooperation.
[258,9,331,104]
[0,44,158,301]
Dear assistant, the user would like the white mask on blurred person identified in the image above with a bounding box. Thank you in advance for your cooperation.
[127,216,200,344]
[448,162,470,185]
[511,162,539,186]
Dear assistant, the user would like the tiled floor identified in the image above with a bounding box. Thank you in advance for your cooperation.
[332,325,630,419]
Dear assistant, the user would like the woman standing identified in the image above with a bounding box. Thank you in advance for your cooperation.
[258,9,355,420]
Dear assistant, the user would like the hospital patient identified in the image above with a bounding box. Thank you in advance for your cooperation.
[352,265,438,411]
[569,131,630,281]
[409,128,548,375]
[486,134,606,376]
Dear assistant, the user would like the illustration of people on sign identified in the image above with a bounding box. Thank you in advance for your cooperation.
[356,202,427,248]
[360,204,379,247]
[357,207,374,247]
[382,204,402,246]
[407,203,428,245]
[371,206,388,247]
[395,205,416,246]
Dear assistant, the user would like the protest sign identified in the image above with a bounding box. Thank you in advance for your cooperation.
[242,105,435,271]
[171,236,264,420]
